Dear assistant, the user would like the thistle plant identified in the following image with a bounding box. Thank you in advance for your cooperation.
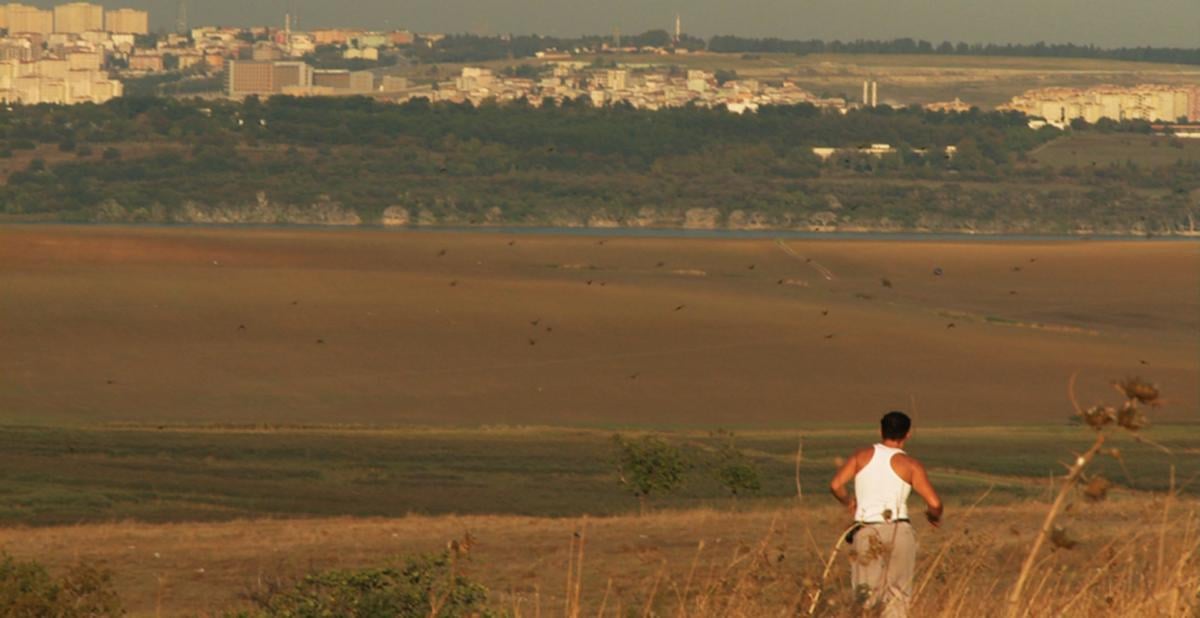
[1005,373,1165,617]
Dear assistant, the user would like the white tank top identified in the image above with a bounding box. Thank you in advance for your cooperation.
[854,444,912,522]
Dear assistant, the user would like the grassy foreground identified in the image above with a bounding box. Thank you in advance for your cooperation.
[0,498,1195,616]
[0,424,1196,525]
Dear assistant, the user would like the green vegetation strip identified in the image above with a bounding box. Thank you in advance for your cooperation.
[0,425,1193,526]
[0,98,1196,235]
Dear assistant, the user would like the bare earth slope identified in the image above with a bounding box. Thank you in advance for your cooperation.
[0,225,1196,426]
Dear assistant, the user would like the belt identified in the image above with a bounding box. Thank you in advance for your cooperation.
[857,518,910,525]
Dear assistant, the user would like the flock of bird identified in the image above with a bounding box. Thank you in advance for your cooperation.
[105,240,1061,386]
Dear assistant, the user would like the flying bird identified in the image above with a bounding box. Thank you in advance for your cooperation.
[528,338,537,346]
[823,333,836,339]
[106,379,115,385]
[1009,290,1018,295]
[747,264,756,270]
[545,327,553,333]
[316,339,325,344]
[821,309,829,316]
[290,300,299,305]
[437,249,447,257]
[237,324,246,331]
[674,304,686,311]
[597,240,606,246]
[656,261,665,267]
[508,240,516,246]
[881,278,893,288]
[933,267,944,276]
[449,280,458,287]
[946,323,956,329]
[1029,258,1037,263]
[1011,266,1022,272]
[629,372,640,380]
[1139,359,1150,366]
[530,319,541,326]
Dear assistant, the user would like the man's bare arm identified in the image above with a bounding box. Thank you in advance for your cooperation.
[908,459,943,527]
[829,448,866,515]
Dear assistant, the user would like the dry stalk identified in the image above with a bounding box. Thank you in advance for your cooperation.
[913,483,995,603]
[1005,431,1105,617]
[805,523,858,616]
[596,577,612,618]
[1155,465,1175,585]
[795,434,804,501]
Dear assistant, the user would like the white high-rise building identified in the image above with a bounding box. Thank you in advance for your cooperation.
[54,2,103,34]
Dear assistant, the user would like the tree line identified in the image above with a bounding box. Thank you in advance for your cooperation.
[404,31,1200,66]
[0,96,1194,235]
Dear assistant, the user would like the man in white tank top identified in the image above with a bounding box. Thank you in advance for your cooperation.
[829,411,943,618]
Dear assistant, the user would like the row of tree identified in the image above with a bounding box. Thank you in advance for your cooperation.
[403,31,1200,66]
[0,97,1193,233]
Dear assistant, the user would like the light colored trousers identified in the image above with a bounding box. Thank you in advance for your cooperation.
[850,521,918,618]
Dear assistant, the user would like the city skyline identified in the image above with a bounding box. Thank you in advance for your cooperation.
[7,0,1198,49]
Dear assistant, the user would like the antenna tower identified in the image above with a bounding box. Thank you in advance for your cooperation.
[175,0,188,34]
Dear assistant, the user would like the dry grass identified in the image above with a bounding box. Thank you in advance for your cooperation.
[0,496,1195,617]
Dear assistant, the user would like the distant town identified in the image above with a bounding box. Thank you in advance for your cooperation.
[0,2,1198,128]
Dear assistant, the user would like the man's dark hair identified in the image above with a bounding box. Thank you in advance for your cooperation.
[880,411,912,441]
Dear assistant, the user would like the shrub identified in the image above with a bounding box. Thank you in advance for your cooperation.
[612,434,690,513]
[0,553,123,617]
[236,553,492,618]
[711,431,761,498]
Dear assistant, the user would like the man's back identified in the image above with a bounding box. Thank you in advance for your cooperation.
[828,411,944,618]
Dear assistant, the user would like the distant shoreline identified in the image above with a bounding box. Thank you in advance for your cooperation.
[3,221,1197,242]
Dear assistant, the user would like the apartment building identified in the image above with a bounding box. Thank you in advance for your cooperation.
[53,2,103,34]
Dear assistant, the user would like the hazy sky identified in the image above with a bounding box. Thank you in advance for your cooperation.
[41,1,1200,48]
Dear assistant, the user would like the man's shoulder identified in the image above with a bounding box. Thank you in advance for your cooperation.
[891,452,925,472]
[852,445,875,464]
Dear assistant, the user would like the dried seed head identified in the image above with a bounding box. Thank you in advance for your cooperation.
[1116,402,1148,431]
[1080,405,1117,429]
[1114,377,1160,405]
[1050,526,1078,550]
[1083,476,1111,501]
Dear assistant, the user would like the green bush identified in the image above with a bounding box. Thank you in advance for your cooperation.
[235,553,493,618]
[612,434,691,513]
[0,552,123,617]
[710,431,762,497]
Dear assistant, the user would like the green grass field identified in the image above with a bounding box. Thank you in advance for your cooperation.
[1,424,1194,526]
[1032,133,1200,168]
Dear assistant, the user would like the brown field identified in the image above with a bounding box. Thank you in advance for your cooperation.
[1,497,1195,617]
[1,225,1196,427]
